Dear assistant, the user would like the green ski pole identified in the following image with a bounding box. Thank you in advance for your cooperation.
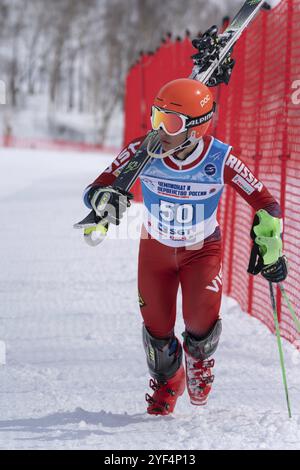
[269,281,292,418]
[279,283,300,335]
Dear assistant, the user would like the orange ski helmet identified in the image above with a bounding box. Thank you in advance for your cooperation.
[152,78,215,139]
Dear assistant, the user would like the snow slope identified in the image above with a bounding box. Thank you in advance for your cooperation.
[0,147,299,450]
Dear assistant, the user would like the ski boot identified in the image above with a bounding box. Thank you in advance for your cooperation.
[183,319,222,406]
[143,325,185,416]
[184,349,215,405]
[146,365,185,415]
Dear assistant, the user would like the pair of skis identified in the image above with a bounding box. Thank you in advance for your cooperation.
[74,0,270,246]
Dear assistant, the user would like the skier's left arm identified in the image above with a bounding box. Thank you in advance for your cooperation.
[224,154,288,282]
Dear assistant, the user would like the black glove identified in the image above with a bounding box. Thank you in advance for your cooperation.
[88,185,133,225]
[261,256,288,283]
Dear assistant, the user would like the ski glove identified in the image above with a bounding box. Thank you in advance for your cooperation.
[88,185,133,225]
[247,209,288,283]
[260,256,288,283]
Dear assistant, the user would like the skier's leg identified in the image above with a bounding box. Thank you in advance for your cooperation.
[138,226,180,338]
[138,227,185,414]
[142,325,183,382]
[143,325,185,415]
[179,239,222,337]
[178,239,223,405]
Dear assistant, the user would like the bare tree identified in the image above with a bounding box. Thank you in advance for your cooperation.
[0,0,242,142]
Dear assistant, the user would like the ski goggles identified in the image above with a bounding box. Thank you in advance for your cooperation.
[151,104,215,136]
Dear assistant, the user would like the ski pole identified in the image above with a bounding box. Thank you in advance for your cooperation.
[279,283,300,335]
[269,281,292,418]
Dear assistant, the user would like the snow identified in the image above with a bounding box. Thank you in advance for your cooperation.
[0,147,299,450]
[0,95,124,147]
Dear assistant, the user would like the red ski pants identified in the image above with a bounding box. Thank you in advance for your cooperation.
[138,225,223,339]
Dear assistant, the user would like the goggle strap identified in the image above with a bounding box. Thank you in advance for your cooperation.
[185,103,216,129]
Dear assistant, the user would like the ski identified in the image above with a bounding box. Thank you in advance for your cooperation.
[74,0,270,245]
[191,0,267,85]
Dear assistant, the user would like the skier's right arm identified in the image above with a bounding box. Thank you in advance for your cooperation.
[83,136,145,209]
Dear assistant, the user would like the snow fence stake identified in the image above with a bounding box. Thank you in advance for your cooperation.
[269,281,292,418]
[279,283,300,335]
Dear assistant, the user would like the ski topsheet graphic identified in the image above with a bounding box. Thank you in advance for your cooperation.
[74,0,273,246]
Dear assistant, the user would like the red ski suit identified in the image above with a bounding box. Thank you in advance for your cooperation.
[86,135,281,339]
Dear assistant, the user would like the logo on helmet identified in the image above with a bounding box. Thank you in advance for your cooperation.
[186,110,214,127]
[200,94,211,107]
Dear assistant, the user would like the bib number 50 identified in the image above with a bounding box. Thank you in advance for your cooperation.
[159,201,194,224]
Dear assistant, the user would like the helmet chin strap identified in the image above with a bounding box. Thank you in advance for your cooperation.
[147,130,199,159]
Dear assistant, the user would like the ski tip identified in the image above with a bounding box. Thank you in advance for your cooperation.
[73,210,99,229]
[73,222,97,229]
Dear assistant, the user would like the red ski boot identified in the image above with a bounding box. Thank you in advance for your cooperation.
[145,365,185,415]
[183,321,221,406]
[184,347,215,405]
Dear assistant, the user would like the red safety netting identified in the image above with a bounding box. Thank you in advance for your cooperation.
[123,0,300,348]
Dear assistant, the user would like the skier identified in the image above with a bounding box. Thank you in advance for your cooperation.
[82,78,288,415]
